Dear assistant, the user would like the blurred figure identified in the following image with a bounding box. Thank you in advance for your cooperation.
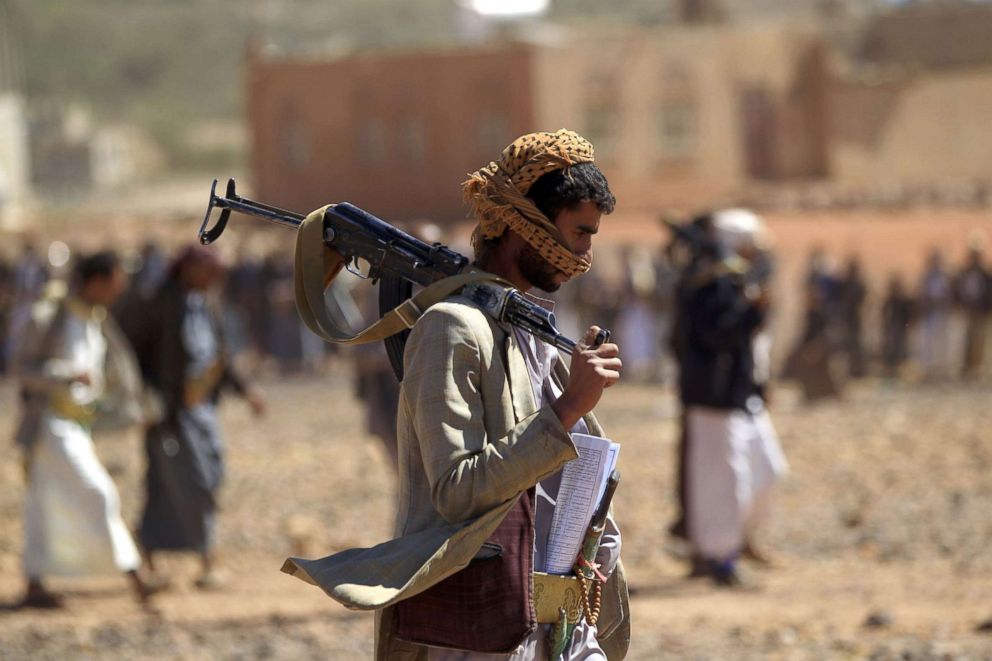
[652,244,680,382]
[14,252,159,608]
[12,241,49,302]
[262,252,303,373]
[224,246,267,359]
[837,255,868,378]
[119,245,265,589]
[679,209,788,586]
[354,284,401,468]
[132,241,168,299]
[880,274,915,379]
[573,267,616,336]
[351,222,443,467]
[748,244,776,403]
[4,242,50,375]
[0,254,12,375]
[918,250,954,380]
[785,248,841,402]
[615,246,662,381]
[954,239,991,380]
[666,212,720,544]
[113,241,169,324]
[354,344,399,466]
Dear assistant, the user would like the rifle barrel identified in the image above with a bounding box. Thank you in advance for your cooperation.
[215,195,305,228]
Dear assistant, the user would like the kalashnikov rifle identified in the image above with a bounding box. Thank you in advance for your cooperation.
[198,179,609,379]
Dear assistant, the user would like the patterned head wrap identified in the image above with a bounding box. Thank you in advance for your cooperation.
[463,128,596,278]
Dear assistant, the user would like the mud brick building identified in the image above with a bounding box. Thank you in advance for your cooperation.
[246,5,992,223]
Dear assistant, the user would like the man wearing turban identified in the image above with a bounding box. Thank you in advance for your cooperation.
[282,130,630,659]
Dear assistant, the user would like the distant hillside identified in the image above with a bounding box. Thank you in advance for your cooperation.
[10,0,861,169]
[15,0,465,167]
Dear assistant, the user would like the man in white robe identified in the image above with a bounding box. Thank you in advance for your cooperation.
[680,210,788,586]
[15,251,157,608]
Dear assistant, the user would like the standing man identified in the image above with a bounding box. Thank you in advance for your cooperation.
[918,249,953,381]
[680,210,788,586]
[955,239,991,380]
[880,274,915,379]
[15,251,158,608]
[283,130,629,659]
[119,245,265,589]
[838,255,868,379]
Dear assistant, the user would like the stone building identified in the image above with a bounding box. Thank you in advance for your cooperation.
[245,3,992,222]
[828,2,992,197]
[0,0,30,229]
[246,23,828,222]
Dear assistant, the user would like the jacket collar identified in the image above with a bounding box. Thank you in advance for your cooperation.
[501,326,537,424]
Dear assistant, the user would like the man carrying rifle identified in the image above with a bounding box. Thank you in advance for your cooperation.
[286,130,629,659]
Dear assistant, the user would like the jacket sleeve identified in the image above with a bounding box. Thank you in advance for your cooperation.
[402,303,578,524]
[691,278,764,352]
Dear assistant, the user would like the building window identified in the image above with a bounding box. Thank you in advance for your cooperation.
[359,119,387,166]
[657,102,696,160]
[400,117,426,162]
[280,106,310,168]
[476,112,509,155]
[583,103,618,156]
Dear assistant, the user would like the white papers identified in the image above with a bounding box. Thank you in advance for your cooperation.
[543,433,620,575]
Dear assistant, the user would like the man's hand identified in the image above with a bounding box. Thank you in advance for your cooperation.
[245,387,267,418]
[552,326,621,430]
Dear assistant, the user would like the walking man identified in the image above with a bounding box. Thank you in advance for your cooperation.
[284,130,630,659]
[15,251,158,608]
[119,245,265,589]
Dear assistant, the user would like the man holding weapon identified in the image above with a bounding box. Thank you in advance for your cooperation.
[309,128,630,660]
[200,129,629,659]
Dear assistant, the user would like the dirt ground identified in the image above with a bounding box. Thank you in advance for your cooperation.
[1,366,991,660]
[1,184,991,659]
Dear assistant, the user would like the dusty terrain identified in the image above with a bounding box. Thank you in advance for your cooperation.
[1,367,991,660]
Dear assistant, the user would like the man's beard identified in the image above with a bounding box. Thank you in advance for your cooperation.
[517,242,563,293]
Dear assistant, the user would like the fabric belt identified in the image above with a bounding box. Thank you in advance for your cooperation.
[533,572,592,625]
[49,395,96,426]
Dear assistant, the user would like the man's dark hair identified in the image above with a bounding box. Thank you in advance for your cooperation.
[75,250,120,284]
[526,161,616,220]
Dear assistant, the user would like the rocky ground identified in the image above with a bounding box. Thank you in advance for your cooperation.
[1,369,991,660]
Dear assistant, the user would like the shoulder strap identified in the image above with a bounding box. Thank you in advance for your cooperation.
[293,205,509,345]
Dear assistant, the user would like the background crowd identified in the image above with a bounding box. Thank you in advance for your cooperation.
[1,212,990,646]
[1,228,990,392]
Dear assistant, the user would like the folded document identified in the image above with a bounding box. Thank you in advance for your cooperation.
[543,433,620,575]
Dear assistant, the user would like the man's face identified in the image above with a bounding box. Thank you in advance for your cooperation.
[517,200,601,293]
[184,260,223,291]
[85,267,127,307]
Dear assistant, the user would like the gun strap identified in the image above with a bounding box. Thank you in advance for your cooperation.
[294,205,509,345]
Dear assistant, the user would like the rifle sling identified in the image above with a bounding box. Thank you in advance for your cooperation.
[294,205,508,345]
